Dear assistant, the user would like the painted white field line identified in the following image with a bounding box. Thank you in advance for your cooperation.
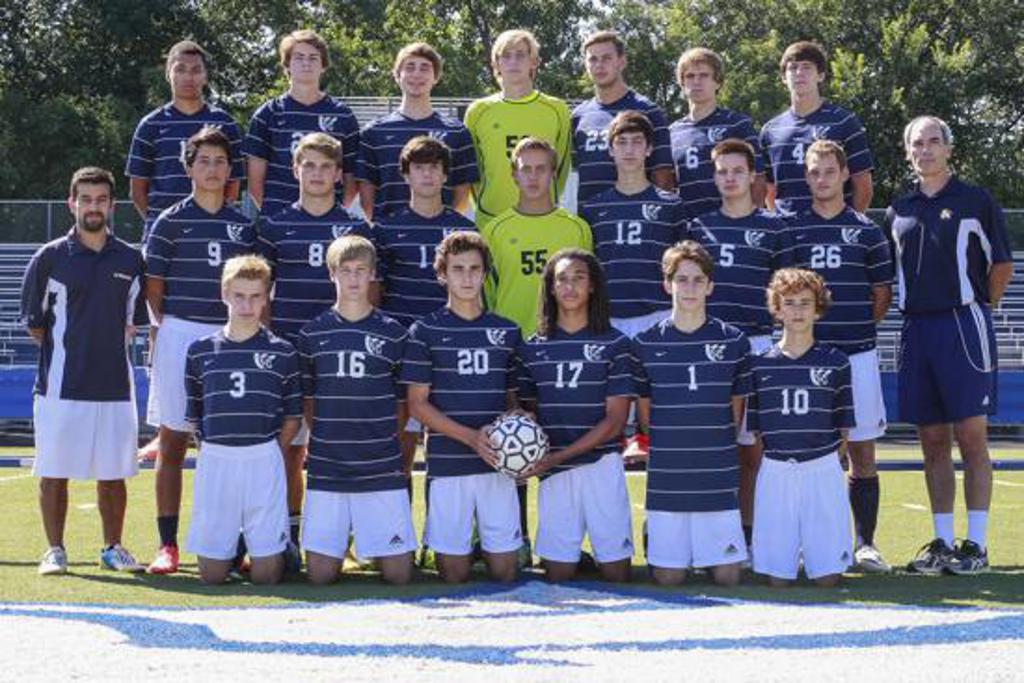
[994,478,1024,488]
[0,474,32,483]
[900,503,928,511]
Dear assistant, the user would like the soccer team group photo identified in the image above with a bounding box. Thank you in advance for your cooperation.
[21,23,1015,594]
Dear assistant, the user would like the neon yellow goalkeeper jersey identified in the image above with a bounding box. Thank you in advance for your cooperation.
[482,207,592,337]
[464,90,572,229]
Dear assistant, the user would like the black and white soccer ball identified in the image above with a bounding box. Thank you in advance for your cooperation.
[488,413,549,477]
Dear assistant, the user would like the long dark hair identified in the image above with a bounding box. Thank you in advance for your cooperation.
[536,248,611,337]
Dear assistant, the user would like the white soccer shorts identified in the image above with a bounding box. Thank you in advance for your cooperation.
[186,440,289,560]
[33,395,138,481]
[424,471,522,555]
[146,315,221,432]
[536,452,634,564]
[646,509,747,569]
[752,452,853,580]
[848,348,887,442]
[611,309,671,340]
[302,488,416,559]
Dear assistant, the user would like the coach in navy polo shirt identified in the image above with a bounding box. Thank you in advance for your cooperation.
[887,116,1013,576]
[22,167,148,576]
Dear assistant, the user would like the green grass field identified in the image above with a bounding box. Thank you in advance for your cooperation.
[1,448,1022,609]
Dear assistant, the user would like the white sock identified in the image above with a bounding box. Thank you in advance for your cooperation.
[966,510,988,550]
[933,513,955,546]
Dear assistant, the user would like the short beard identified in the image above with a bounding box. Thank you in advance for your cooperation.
[79,214,107,233]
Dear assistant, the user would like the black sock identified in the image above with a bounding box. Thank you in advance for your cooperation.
[234,533,247,564]
[517,482,529,543]
[289,512,301,546]
[849,476,880,546]
[157,515,179,547]
[407,477,414,503]
[743,524,753,547]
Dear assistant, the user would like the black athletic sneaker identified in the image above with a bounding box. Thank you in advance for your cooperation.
[946,540,990,575]
[906,538,956,575]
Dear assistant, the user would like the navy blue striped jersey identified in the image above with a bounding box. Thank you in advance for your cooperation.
[786,208,893,354]
[22,230,147,401]
[686,209,794,337]
[760,103,873,215]
[356,111,479,217]
[885,177,1012,315]
[516,328,636,475]
[634,317,751,512]
[126,103,244,223]
[242,94,361,217]
[145,198,257,324]
[571,91,674,203]
[185,329,302,446]
[375,206,476,329]
[256,203,372,345]
[578,186,686,318]
[400,309,521,478]
[296,308,408,493]
[669,107,764,219]
[747,343,854,463]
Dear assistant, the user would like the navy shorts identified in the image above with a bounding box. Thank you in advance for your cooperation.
[898,302,997,424]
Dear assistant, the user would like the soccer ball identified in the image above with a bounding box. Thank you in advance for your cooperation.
[488,413,549,477]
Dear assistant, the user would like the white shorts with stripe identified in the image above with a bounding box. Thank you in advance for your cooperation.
[302,488,416,559]
[424,472,522,555]
[752,452,853,580]
[536,452,634,564]
[848,348,887,442]
[186,440,289,560]
[146,315,221,432]
[646,509,747,569]
[33,394,138,480]
[737,334,774,446]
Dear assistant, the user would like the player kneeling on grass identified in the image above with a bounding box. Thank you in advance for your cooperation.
[401,231,522,583]
[748,269,854,587]
[632,241,750,586]
[515,249,636,583]
[296,235,416,585]
[184,255,301,584]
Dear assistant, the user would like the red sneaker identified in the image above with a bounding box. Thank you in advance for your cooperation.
[147,545,180,574]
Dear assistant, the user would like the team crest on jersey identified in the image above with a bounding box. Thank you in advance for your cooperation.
[486,328,508,346]
[810,367,833,387]
[704,343,727,362]
[318,116,338,131]
[706,126,729,143]
[364,335,386,357]
[226,224,246,242]
[583,344,605,362]
[641,204,662,222]
[842,228,862,244]
[812,125,832,139]
[940,208,953,221]
[254,353,276,370]
[331,224,354,239]
[744,230,765,247]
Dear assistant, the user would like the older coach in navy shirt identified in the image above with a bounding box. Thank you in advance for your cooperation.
[886,116,1013,576]
[22,167,149,576]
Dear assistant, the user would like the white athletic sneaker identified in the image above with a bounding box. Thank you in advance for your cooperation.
[854,544,892,574]
[100,544,146,572]
[39,546,68,575]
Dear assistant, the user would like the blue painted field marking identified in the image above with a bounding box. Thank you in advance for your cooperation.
[3,583,1023,667]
